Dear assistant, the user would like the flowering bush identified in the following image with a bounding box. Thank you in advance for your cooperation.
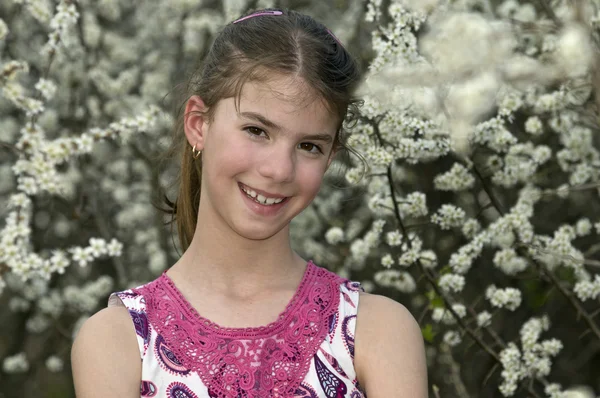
[1,0,599,397]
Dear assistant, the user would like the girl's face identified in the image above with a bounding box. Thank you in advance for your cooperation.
[197,74,339,241]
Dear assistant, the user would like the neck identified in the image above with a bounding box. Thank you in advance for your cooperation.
[170,202,306,297]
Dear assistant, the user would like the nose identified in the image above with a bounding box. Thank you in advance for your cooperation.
[256,146,296,183]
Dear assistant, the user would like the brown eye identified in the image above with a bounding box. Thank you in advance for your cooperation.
[299,143,322,154]
[245,126,266,137]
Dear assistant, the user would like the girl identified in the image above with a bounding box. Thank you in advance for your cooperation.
[71,8,427,398]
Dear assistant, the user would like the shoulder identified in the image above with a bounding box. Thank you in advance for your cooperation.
[71,306,141,397]
[354,292,428,397]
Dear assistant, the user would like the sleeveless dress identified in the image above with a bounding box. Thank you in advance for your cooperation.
[107,260,368,398]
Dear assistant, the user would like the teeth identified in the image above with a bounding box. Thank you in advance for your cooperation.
[241,185,285,206]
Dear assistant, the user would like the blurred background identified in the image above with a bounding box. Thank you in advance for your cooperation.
[1,0,600,397]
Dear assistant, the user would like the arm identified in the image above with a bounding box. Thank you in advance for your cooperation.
[354,292,428,397]
[71,306,142,398]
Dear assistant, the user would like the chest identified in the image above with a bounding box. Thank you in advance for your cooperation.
[141,309,366,398]
[133,266,367,397]
[181,289,298,329]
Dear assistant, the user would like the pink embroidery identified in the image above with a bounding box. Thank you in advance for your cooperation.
[134,261,346,398]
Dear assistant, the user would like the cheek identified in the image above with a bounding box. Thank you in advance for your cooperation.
[207,131,253,170]
[297,163,327,194]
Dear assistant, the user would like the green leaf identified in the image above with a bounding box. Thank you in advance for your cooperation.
[426,289,445,308]
[422,323,436,343]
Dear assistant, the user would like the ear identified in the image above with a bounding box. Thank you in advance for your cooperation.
[184,95,208,151]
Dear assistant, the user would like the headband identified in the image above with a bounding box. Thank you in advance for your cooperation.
[232,10,344,48]
[232,10,282,23]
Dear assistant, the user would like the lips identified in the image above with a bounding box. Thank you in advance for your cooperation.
[238,183,290,216]
[238,182,288,200]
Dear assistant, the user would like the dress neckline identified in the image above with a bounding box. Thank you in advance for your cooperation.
[159,260,317,337]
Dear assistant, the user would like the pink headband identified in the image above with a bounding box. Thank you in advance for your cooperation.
[233,10,283,24]
[326,28,343,47]
[232,10,344,48]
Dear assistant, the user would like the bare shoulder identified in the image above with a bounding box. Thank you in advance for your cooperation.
[354,292,428,397]
[71,306,141,398]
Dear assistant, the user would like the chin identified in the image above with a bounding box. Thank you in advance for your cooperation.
[232,222,288,241]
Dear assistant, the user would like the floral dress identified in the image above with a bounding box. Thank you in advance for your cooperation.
[107,260,367,398]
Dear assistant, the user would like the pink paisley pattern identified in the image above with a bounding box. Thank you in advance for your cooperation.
[108,260,367,398]
[341,315,357,361]
[141,380,157,397]
[295,383,319,398]
[314,354,347,397]
[327,313,338,344]
[318,348,348,379]
[155,334,191,376]
[130,309,150,344]
[167,381,199,398]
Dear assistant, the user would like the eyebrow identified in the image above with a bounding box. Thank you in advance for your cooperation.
[239,111,334,144]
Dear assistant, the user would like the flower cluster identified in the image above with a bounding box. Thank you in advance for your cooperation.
[350,219,386,264]
[431,204,466,230]
[493,248,528,275]
[2,352,29,374]
[432,303,466,325]
[486,285,522,311]
[573,275,600,302]
[374,269,417,293]
[433,163,475,191]
[45,1,80,53]
[498,316,563,396]
[438,273,465,294]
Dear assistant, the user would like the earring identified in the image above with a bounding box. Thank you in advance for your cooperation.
[192,143,202,159]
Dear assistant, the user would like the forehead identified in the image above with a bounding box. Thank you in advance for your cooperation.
[231,74,338,132]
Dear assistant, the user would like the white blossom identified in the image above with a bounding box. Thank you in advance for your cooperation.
[573,275,600,301]
[486,285,522,311]
[34,79,57,101]
[400,192,428,217]
[433,163,475,191]
[325,227,345,245]
[555,25,594,78]
[438,273,465,293]
[386,230,403,246]
[9,297,31,312]
[493,248,529,275]
[374,269,416,293]
[380,253,395,268]
[477,311,492,327]
[419,250,437,268]
[575,218,592,237]
[2,352,29,374]
[398,247,420,267]
[0,18,8,41]
[345,167,364,185]
[431,204,466,230]
[432,304,466,326]
[45,355,64,373]
[461,218,481,239]
[443,330,462,346]
[106,238,124,257]
[524,116,543,135]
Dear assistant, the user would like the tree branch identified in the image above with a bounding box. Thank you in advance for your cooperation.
[473,164,600,342]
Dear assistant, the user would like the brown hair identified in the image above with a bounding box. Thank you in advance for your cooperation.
[162,8,362,251]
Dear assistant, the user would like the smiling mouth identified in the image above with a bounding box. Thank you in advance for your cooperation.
[239,183,289,206]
